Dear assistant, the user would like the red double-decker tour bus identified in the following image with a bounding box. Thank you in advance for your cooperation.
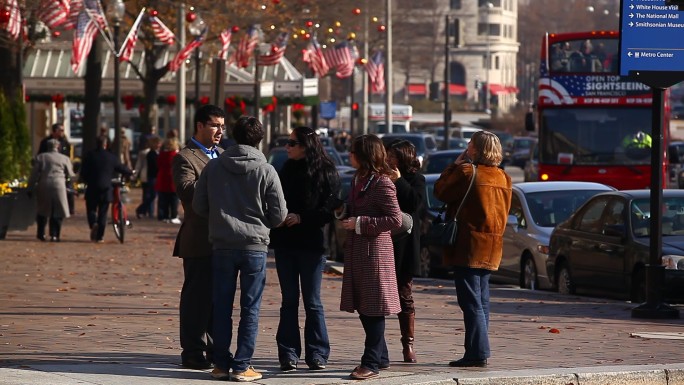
[527,31,670,189]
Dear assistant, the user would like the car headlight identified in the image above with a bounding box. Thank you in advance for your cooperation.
[536,244,549,255]
[661,255,684,270]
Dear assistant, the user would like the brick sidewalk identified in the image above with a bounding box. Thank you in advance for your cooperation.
[1,187,684,383]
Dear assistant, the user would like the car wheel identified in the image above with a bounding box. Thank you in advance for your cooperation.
[417,246,431,278]
[557,263,575,295]
[630,268,646,303]
[521,256,538,290]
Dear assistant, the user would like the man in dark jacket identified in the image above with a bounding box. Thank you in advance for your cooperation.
[172,104,225,370]
[79,135,131,242]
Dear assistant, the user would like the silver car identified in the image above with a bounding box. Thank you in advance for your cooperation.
[495,181,616,290]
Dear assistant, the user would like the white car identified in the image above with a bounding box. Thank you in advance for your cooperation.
[494,181,616,290]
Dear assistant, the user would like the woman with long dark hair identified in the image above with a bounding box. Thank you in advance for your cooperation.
[385,139,425,363]
[337,134,402,380]
[270,127,341,372]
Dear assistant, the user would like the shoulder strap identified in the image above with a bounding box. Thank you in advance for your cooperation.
[451,163,477,222]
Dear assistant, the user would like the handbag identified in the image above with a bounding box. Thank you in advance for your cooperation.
[422,163,477,247]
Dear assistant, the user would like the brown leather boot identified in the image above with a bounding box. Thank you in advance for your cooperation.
[398,312,416,363]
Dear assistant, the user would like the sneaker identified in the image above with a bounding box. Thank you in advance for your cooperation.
[280,360,297,372]
[307,359,326,370]
[229,366,262,382]
[169,218,182,224]
[210,367,230,380]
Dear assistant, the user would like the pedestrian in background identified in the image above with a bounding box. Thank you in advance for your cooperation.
[193,116,287,382]
[434,130,511,368]
[385,139,425,364]
[172,104,225,370]
[38,123,75,215]
[155,137,180,224]
[336,134,402,380]
[270,126,341,372]
[79,135,132,242]
[111,127,133,171]
[134,135,160,219]
[28,138,75,242]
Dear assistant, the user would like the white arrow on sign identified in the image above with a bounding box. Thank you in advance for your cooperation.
[628,52,633,57]
[630,4,634,9]
[629,13,634,18]
[629,22,634,27]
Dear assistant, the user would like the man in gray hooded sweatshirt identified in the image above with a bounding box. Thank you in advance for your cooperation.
[193,115,287,382]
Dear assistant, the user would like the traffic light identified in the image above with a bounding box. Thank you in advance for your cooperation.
[352,102,359,118]
[429,82,441,101]
[474,79,481,90]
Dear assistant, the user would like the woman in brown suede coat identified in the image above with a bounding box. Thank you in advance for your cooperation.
[434,130,512,368]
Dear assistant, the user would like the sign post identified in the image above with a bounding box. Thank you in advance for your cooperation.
[619,0,684,319]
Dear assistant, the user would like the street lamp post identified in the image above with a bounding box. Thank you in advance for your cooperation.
[109,0,125,158]
[188,15,205,109]
[483,1,493,114]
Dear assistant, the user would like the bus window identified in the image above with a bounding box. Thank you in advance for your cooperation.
[548,38,619,74]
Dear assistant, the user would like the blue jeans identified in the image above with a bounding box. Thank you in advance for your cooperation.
[136,181,156,217]
[453,266,491,361]
[358,314,389,372]
[212,249,267,372]
[274,249,330,365]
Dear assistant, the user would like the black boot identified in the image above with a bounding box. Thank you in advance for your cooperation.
[36,215,47,241]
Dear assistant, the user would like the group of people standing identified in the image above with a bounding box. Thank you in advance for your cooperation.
[172,103,512,382]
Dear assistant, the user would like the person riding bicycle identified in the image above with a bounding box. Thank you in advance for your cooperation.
[79,135,132,242]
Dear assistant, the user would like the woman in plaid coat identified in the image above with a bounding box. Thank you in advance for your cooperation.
[337,134,403,380]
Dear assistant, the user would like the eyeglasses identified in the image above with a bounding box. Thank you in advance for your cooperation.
[205,122,225,130]
[286,139,301,147]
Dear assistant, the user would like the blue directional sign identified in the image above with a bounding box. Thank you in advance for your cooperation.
[619,0,684,76]
[319,101,337,120]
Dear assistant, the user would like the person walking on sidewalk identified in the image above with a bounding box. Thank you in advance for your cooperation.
[79,135,132,242]
[434,130,511,368]
[155,137,180,224]
[193,116,287,382]
[385,139,425,364]
[28,138,75,242]
[336,134,402,380]
[269,126,341,372]
[172,104,225,370]
[135,135,161,219]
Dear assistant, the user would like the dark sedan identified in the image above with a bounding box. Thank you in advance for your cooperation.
[420,149,465,175]
[548,190,684,303]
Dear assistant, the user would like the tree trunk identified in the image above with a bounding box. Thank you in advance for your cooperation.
[83,37,103,155]
[0,36,20,102]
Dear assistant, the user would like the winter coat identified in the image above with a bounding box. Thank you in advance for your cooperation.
[392,172,426,277]
[433,163,512,270]
[340,173,402,317]
[28,151,75,219]
[155,149,178,193]
[172,140,223,258]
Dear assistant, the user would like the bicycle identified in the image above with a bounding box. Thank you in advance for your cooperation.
[111,175,130,243]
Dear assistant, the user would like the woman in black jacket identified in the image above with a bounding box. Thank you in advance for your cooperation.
[386,139,426,363]
[270,126,341,372]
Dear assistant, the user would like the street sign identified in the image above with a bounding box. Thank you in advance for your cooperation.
[319,101,337,120]
[619,0,684,76]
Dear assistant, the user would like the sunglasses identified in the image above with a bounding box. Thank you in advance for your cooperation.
[286,139,301,147]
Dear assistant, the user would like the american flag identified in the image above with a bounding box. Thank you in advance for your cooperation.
[302,35,329,77]
[257,31,289,66]
[1,0,21,40]
[322,41,354,78]
[70,0,105,74]
[62,0,84,30]
[231,25,260,68]
[365,50,385,94]
[168,32,204,72]
[119,9,145,62]
[218,28,231,60]
[150,15,174,45]
[37,0,70,30]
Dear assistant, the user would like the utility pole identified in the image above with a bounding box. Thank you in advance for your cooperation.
[177,3,186,144]
[384,0,393,133]
[443,15,451,150]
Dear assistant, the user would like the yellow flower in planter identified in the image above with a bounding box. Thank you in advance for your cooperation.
[0,183,12,196]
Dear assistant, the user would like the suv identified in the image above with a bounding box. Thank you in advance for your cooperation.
[504,136,537,169]
[379,132,438,165]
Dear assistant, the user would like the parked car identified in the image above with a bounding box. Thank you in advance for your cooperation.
[435,137,469,150]
[327,172,450,278]
[668,141,684,188]
[379,133,438,165]
[547,189,684,302]
[495,182,616,290]
[489,129,514,150]
[267,145,344,172]
[504,136,537,169]
[420,149,465,175]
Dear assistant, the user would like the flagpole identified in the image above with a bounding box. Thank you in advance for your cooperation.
[117,8,145,57]
[384,0,393,133]
[177,3,187,145]
[362,0,369,135]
